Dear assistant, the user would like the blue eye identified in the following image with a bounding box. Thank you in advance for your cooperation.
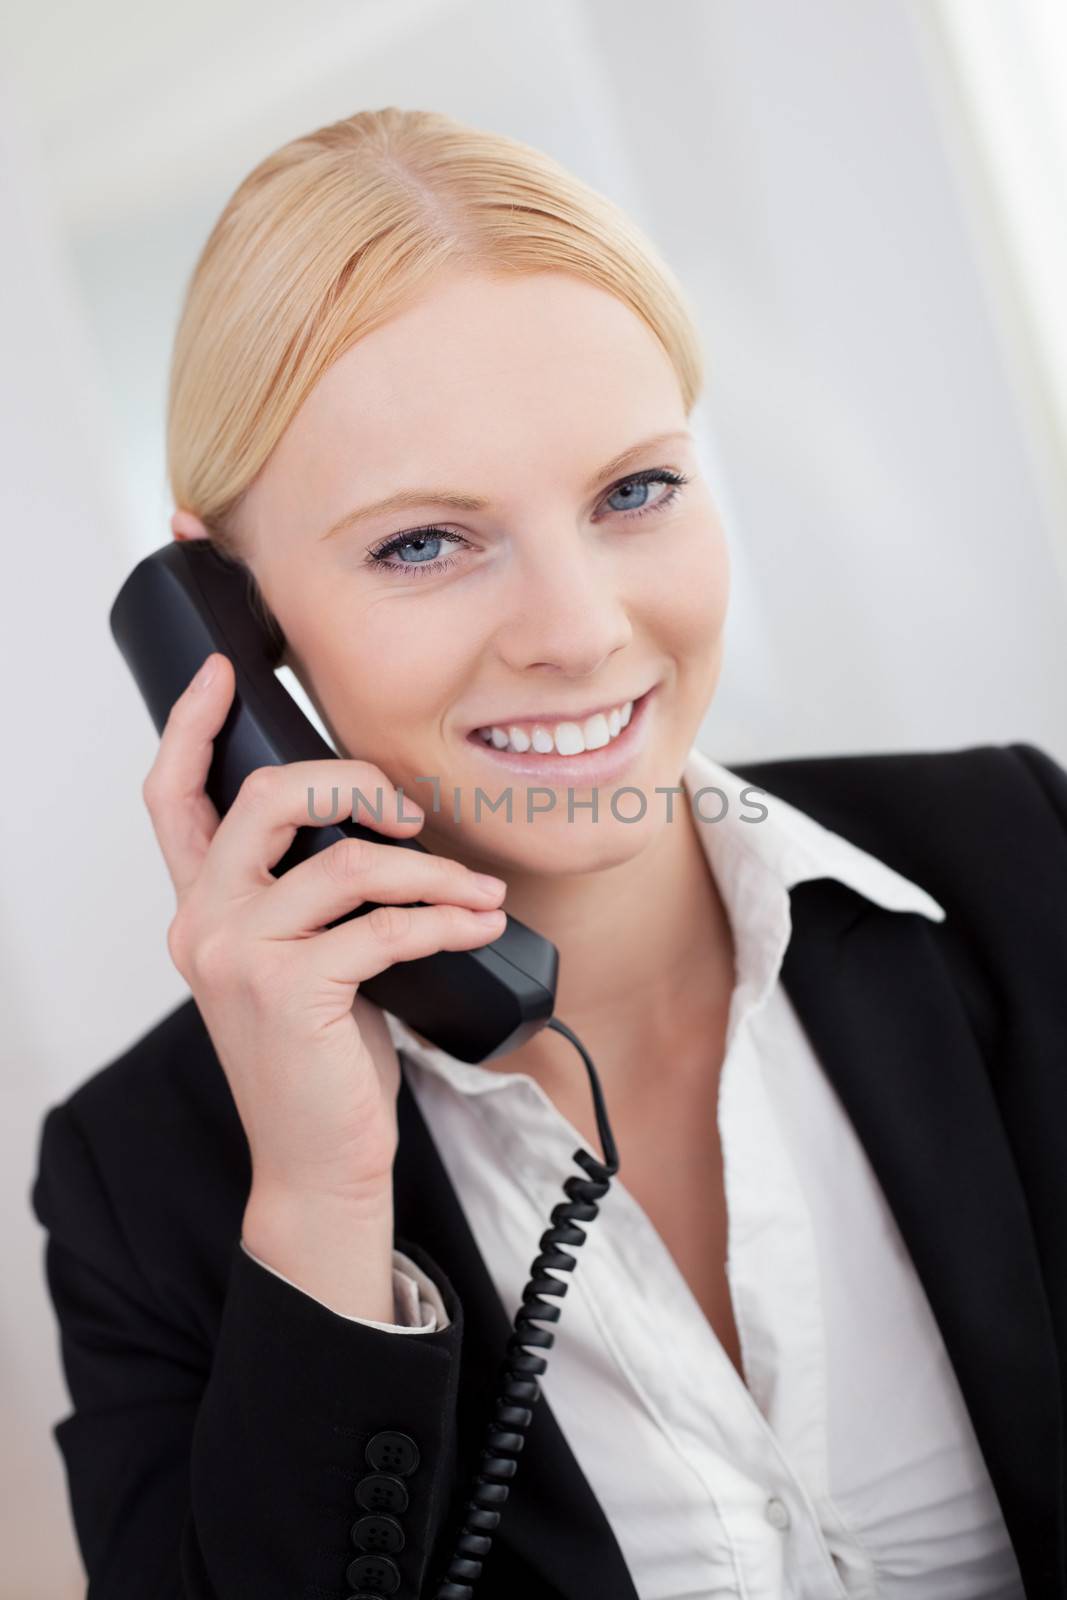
[605,479,658,513]
[392,532,447,565]
[366,467,688,579]
[602,468,688,517]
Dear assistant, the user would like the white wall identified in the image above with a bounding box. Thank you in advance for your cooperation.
[2,2,1064,1593]
[0,81,186,1600]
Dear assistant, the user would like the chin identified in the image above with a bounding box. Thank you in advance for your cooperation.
[452,808,667,881]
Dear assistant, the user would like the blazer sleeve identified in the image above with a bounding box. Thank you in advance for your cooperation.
[239,1239,453,1332]
[30,1098,465,1599]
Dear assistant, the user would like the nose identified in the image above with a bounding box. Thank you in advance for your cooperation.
[492,533,633,677]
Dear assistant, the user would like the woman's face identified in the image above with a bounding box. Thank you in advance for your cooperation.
[236,268,730,879]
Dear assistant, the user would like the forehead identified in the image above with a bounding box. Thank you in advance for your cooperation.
[281,269,684,471]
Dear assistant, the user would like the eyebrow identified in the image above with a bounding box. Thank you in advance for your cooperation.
[318,428,693,541]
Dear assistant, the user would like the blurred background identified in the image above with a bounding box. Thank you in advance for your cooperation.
[2,0,1065,1592]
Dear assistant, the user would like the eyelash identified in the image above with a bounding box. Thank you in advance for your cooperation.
[364,467,691,579]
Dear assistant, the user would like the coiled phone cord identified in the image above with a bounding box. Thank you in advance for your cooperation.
[433,1017,620,1600]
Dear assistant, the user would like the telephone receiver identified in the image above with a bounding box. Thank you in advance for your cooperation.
[109,537,558,1063]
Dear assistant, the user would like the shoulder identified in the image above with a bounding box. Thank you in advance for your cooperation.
[31,996,248,1329]
[58,995,247,1207]
[61,991,237,1136]
[1005,741,1067,827]
[729,740,1066,844]
[728,740,1067,939]
[730,739,1067,861]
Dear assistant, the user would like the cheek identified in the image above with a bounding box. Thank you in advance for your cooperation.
[304,593,474,751]
[636,514,731,656]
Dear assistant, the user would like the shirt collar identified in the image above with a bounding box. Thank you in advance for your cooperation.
[385,746,945,1092]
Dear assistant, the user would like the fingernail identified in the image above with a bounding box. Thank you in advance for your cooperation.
[192,655,218,691]
[474,873,506,895]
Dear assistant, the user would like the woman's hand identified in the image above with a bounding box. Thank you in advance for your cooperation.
[140,650,507,1315]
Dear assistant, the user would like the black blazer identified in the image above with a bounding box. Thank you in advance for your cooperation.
[30,741,1067,1600]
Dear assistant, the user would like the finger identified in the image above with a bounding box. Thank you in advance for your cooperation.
[301,900,508,989]
[141,653,235,896]
[241,835,506,941]
[196,758,425,901]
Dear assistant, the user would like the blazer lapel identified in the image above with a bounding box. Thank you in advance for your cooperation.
[392,1069,639,1600]
[782,876,1064,1600]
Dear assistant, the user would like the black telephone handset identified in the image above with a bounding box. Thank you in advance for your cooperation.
[109,537,557,1063]
[110,535,619,1600]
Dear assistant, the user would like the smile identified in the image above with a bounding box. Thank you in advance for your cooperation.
[473,697,635,757]
[463,686,658,785]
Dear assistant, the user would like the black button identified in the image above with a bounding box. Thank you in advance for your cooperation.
[347,1553,400,1594]
[365,1430,420,1477]
[355,1474,409,1515]
[351,1513,404,1554]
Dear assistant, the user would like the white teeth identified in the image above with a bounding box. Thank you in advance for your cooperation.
[475,696,642,756]
[555,722,584,756]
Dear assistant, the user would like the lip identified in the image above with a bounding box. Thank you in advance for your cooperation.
[464,685,659,784]
[467,692,646,736]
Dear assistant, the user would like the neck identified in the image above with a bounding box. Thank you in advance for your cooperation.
[428,797,737,1114]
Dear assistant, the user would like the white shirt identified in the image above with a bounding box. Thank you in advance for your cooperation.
[246,747,1025,1599]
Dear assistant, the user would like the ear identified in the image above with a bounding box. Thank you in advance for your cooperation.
[171,508,208,541]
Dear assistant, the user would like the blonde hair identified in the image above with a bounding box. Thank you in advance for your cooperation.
[167,106,705,556]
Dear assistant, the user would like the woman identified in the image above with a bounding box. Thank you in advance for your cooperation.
[31,107,1067,1600]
